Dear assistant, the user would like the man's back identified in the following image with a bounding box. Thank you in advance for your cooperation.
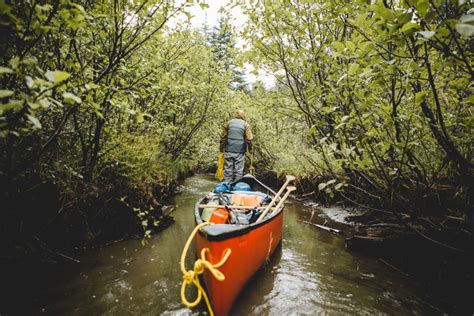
[220,110,253,182]
[225,118,247,153]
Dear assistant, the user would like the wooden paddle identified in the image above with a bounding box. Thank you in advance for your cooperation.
[270,186,296,215]
[256,175,296,223]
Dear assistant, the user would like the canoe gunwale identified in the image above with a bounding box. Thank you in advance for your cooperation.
[195,201,283,241]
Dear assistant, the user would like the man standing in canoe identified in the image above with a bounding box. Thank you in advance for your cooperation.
[220,110,254,182]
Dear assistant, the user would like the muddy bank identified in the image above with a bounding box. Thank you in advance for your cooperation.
[294,194,473,314]
[0,172,184,265]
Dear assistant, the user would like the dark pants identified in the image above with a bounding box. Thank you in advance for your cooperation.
[224,152,245,182]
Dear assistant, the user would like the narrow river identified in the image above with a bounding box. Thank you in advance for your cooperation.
[33,175,440,315]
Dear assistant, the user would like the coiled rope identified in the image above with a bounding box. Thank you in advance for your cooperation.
[180,222,231,316]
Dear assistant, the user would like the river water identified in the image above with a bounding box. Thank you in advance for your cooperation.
[31,175,441,315]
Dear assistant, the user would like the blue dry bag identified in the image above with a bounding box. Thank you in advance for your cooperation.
[232,182,251,192]
[214,181,231,193]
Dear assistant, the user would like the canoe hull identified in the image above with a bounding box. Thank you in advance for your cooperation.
[195,211,283,316]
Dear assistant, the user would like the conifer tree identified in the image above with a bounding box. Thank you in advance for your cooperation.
[208,17,247,91]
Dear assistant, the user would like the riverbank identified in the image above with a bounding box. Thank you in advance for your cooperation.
[0,170,187,265]
[293,190,473,314]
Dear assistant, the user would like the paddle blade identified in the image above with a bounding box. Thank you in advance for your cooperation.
[286,186,297,192]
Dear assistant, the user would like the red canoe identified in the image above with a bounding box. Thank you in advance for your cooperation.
[193,175,283,316]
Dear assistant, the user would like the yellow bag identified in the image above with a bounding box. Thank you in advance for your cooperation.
[215,152,224,181]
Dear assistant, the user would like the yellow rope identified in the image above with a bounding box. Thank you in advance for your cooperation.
[180,222,231,316]
[249,153,255,175]
[215,152,224,181]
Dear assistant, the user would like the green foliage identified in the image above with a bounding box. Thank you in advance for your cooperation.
[0,0,472,246]
[0,0,233,244]
[240,0,473,214]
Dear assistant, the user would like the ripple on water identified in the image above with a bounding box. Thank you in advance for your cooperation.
[153,279,169,295]
[100,290,116,305]
[264,246,384,315]
[263,249,326,313]
[159,307,195,316]
[181,175,217,195]
[114,280,132,292]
